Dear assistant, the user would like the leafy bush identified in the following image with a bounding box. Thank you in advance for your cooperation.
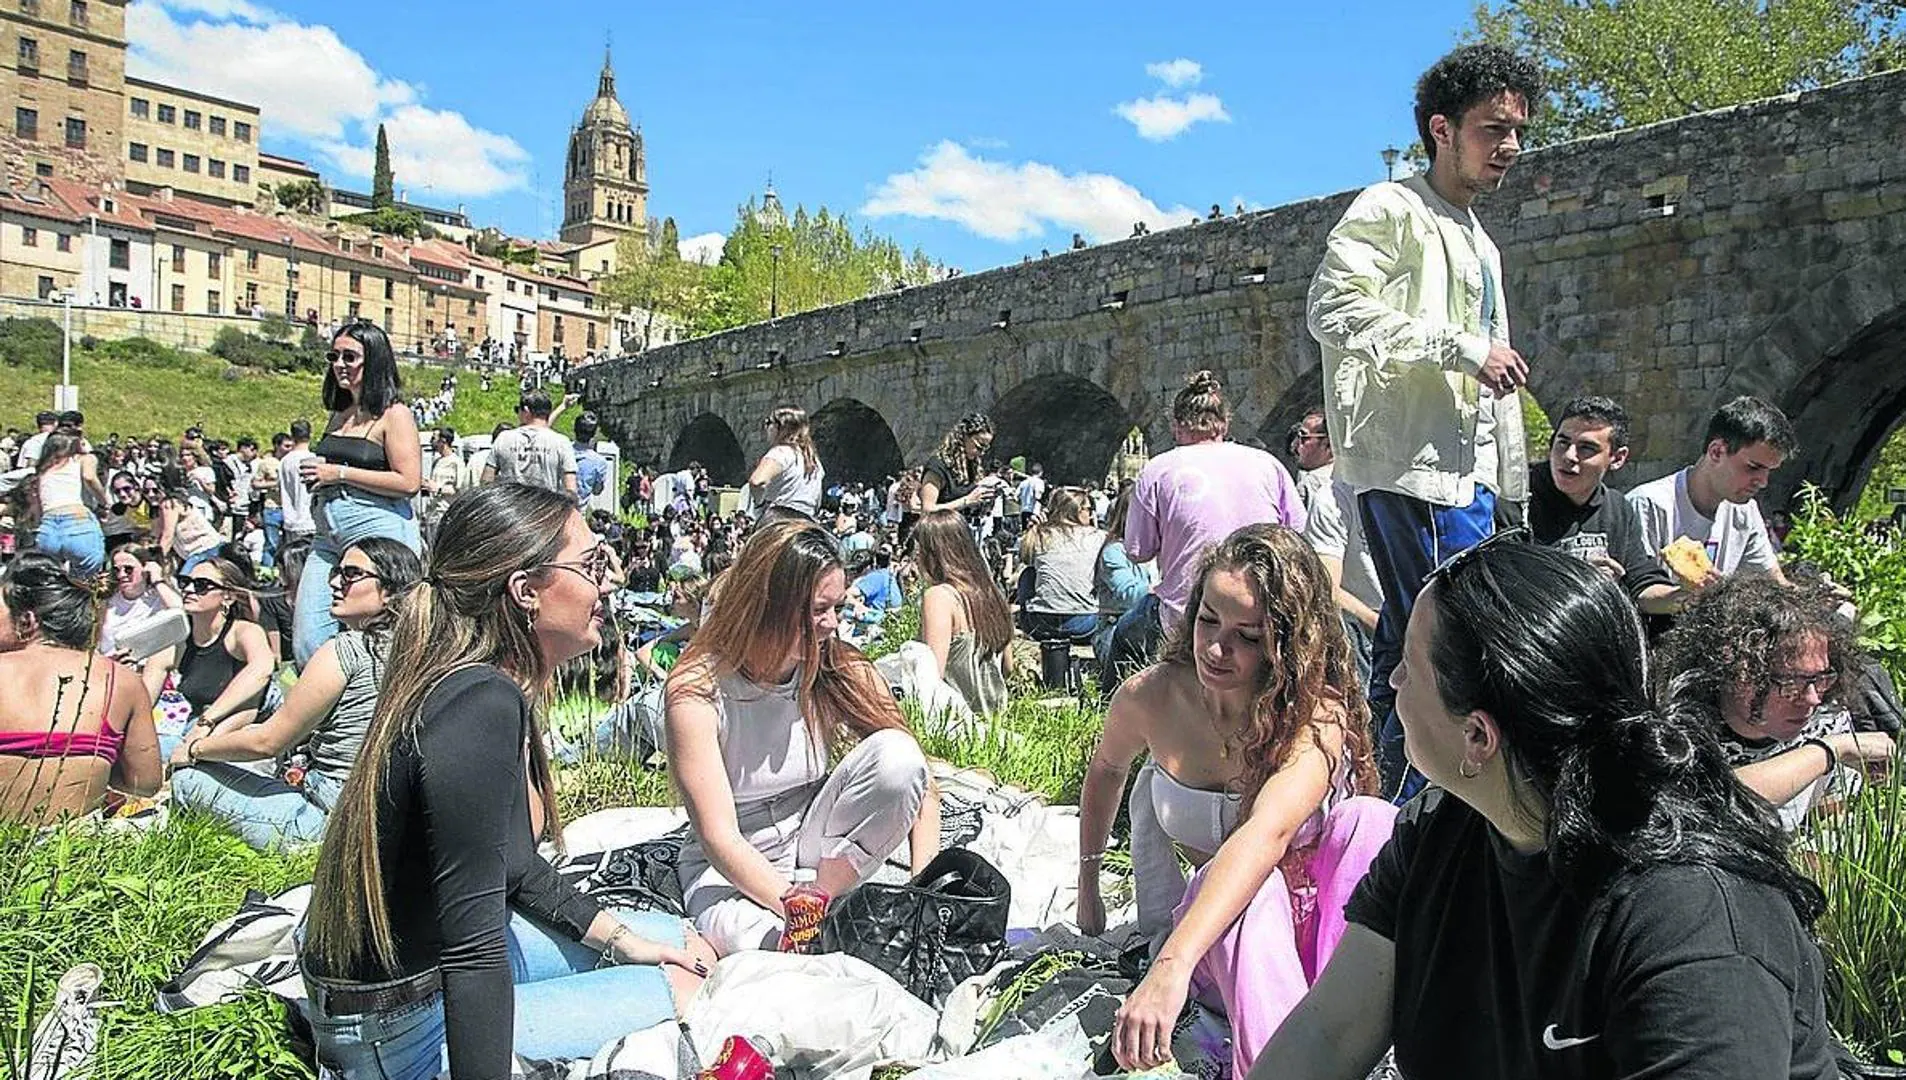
[0,317,64,371]
[1782,487,1906,687]
[209,326,324,374]
[92,336,195,370]
[256,313,296,343]
[1812,770,1906,1065]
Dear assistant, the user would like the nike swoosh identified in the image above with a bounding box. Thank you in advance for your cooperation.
[1542,1024,1601,1051]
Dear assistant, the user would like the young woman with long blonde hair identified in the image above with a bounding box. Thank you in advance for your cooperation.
[911,507,1015,717]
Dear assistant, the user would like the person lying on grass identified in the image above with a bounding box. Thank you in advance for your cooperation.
[170,537,420,851]
[666,518,941,957]
[1077,523,1394,1078]
[304,483,713,1079]
[1250,537,1838,1079]
[0,554,160,825]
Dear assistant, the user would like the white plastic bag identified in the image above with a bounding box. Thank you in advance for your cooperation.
[904,1018,1094,1080]
[683,951,938,1080]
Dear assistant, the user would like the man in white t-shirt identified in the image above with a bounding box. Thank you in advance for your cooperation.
[483,390,578,496]
[1288,408,1336,509]
[278,419,317,544]
[1627,395,1793,583]
[1304,476,1382,689]
[1016,463,1047,528]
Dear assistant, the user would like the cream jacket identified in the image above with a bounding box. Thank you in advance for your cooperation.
[1307,175,1527,507]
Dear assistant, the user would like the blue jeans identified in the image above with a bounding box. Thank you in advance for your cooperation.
[294,488,419,668]
[1359,487,1496,803]
[1019,610,1100,642]
[36,511,105,576]
[1106,592,1163,689]
[261,508,283,570]
[170,761,342,851]
[305,908,684,1077]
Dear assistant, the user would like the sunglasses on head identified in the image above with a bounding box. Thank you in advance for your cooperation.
[1423,527,1532,588]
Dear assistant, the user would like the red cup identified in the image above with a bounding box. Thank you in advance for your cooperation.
[696,1035,774,1080]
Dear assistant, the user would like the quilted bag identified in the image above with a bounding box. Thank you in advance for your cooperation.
[815,847,1010,1008]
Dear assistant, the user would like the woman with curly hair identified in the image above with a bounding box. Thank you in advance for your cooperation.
[918,412,1005,519]
[1656,572,1895,831]
[1076,523,1392,1077]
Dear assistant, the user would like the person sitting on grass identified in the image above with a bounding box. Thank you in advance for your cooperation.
[1076,524,1393,1078]
[169,538,421,851]
[0,554,160,825]
[911,508,1015,717]
[635,568,711,682]
[666,518,939,957]
[1093,480,1150,673]
[146,557,276,760]
[303,483,713,1077]
[1655,571,1895,832]
[98,544,178,658]
[1248,537,1839,1080]
[1015,487,1106,644]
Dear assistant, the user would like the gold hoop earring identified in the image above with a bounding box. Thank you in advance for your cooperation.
[1458,758,1481,780]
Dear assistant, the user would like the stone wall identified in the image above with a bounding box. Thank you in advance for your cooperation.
[0,295,268,351]
[587,71,1906,502]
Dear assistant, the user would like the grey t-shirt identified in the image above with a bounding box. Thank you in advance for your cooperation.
[487,424,578,493]
[1024,526,1105,615]
[308,630,385,781]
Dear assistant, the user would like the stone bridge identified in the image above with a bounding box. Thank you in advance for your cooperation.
[581,71,1906,508]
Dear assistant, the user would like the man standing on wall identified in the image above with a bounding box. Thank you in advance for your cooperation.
[1307,43,1543,798]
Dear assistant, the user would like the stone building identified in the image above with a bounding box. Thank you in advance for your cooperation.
[558,48,647,254]
[534,274,608,359]
[121,76,259,206]
[0,182,83,299]
[1,0,128,192]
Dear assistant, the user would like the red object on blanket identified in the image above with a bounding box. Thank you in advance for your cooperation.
[695,1035,774,1080]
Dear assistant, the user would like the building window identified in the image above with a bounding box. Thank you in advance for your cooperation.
[171,244,185,273]
[63,116,84,149]
[208,159,224,179]
[68,0,85,27]
[245,248,257,271]
[17,37,38,73]
[156,148,174,167]
[207,251,220,275]
[553,317,565,343]
[383,306,392,327]
[475,274,485,288]
[586,322,597,350]
[14,107,36,141]
[128,141,146,162]
[110,238,128,269]
[515,312,525,332]
[55,232,70,252]
[206,290,220,314]
[347,300,360,319]
[157,103,175,124]
[21,0,40,16]
[285,259,298,281]
[244,282,257,308]
[34,162,52,177]
[284,288,298,320]
[66,49,85,84]
[209,115,225,136]
[22,227,38,247]
[130,97,149,119]
[183,110,201,130]
[506,280,516,293]
[425,291,436,308]
[232,164,250,184]
[424,319,434,333]
[348,270,362,294]
[182,153,199,173]
[38,276,55,300]
[233,121,251,143]
[169,284,185,312]
[382,279,392,300]
[465,299,476,315]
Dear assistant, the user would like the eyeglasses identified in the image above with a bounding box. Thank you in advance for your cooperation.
[329,565,381,589]
[1423,526,1533,588]
[1769,668,1837,698]
[178,577,225,597]
[543,543,613,587]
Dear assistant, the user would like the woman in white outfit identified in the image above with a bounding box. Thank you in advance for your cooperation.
[746,407,826,521]
[666,519,940,956]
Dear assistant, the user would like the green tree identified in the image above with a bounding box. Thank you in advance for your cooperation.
[658,217,681,261]
[1471,0,1906,143]
[268,179,325,215]
[599,233,710,349]
[341,206,424,238]
[372,123,395,209]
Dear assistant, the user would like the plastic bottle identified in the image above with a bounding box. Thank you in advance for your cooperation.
[694,1035,774,1080]
[777,868,829,954]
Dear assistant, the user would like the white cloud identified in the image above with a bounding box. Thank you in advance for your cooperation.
[1144,59,1203,88]
[125,0,528,198]
[1115,92,1230,141]
[678,232,725,265]
[862,141,1195,244]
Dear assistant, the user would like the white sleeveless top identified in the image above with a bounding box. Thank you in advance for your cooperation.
[754,444,825,519]
[38,457,84,511]
[712,669,827,805]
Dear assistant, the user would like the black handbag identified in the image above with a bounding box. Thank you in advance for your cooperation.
[814,847,1011,1007]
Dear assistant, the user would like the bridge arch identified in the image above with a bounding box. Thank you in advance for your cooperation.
[811,398,905,486]
[989,373,1139,487]
[667,413,747,486]
[1714,258,1906,509]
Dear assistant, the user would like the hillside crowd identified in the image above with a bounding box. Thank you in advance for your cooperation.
[1,42,1899,1080]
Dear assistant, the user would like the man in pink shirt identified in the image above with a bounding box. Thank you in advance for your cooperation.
[1111,371,1307,679]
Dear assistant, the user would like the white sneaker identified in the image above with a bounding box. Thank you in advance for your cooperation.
[27,963,102,1080]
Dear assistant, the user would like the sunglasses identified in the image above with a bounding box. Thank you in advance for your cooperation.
[325,349,365,363]
[178,577,225,597]
[111,564,140,578]
[329,565,380,589]
[1423,526,1533,588]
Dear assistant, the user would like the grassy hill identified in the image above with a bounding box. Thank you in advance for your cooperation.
[0,321,544,442]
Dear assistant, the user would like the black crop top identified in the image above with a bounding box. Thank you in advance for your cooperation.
[313,434,390,472]
[347,666,601,1075]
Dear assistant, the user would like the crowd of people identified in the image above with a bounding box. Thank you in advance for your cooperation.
[0,42,1897,1080]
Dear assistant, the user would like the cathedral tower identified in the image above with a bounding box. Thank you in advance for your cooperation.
[559,47,647,247]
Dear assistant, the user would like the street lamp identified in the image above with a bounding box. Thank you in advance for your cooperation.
[1382,145,1401,182]
[48,288,76,410]
[769,242,782,320]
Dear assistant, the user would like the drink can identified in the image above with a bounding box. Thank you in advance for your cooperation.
[696,1035,774,1080]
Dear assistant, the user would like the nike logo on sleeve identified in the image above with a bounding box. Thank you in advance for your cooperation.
[1542,1024,1601,1051]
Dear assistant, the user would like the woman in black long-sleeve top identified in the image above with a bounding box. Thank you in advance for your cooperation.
[303,483,714,1080]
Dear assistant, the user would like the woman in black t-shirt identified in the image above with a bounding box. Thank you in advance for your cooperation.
[918,412,1004,520]
[1249,537,1836,1080]
[303,483,713,1079]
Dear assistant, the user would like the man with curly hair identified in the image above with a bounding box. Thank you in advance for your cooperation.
[1307,43,1543,798]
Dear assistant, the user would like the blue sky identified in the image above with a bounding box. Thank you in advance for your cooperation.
[127,0,1481,270]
